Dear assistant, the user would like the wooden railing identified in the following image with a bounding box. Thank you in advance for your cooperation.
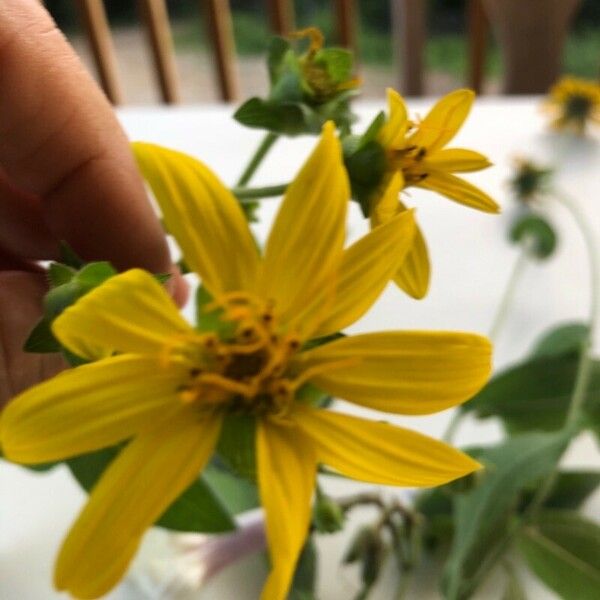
[58,0,488,105]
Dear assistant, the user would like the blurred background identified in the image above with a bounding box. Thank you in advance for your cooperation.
[43,0,600,104]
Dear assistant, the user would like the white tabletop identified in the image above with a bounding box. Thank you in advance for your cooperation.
[2,97,600,599]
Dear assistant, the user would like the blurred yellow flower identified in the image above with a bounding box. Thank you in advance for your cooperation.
[545,76,600,134]
[1,124,491,600]
[373,89,499,299]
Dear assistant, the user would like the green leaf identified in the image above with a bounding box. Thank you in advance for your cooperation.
[442,431,569,600]
[47,263,76,288]
[464,354,600,433]
[287,537,318,600]
[510,213,557,259]
[518,511,600,600]
[67,445,235,533]
[532,322,589,359]
[23,317,61,353]
[234,97,307,135]
[521,470,600,511]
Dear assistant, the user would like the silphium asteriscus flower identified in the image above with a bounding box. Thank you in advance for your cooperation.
[544,76,600,134]
[367,89,499,299]
[1,124,492,600]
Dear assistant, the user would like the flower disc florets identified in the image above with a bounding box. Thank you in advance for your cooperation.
[173,293,304,420]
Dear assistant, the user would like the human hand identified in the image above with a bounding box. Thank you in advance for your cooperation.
[0,0,187,407]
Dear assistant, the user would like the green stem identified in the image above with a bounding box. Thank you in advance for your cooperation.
[488,238,534,342]
[235,132,279,187]
[526,191,600,514]
[470,191,600,595]
[442,409,463,444]
[232,183,288,200]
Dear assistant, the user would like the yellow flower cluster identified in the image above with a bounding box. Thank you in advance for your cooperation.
[545,76,600,134]
[2,118,494,598]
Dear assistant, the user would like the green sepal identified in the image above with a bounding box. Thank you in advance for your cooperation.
[47,263,76,288]
[58,241,85,269]
[510,213,557,259]
[313,47,353,85]
[67,444,236,533]
[23,317,61,353]
[344,139,387,216]
[267,36,292,84]
[287,537,318,600]
[216,414,257,481]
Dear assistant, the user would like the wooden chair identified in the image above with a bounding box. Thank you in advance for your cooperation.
[63,0,488,104]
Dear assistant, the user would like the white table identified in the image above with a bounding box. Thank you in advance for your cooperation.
[2,98,600,600]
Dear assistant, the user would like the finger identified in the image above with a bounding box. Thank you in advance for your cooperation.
[0,169,58,260]
[0,271,65,408]
[0,1,171,276]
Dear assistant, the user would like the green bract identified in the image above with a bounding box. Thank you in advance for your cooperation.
[234,33,358,136]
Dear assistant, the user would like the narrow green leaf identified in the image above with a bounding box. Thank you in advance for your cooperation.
[67,445,235,533]
[518,511,600,600]
[58,241,85,269]
[267,36,292,83]
[521,470,600,511]
[442,432,569,600]
[23,317,61,353]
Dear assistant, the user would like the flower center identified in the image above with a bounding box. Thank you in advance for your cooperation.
[172,293,306,418]
[389,145,429,185]
[565,94,592,121]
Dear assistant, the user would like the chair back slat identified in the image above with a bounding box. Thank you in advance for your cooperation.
[75,0,123,105]
[392,0,426,96]
[138,0,181,104]
[267,0,295,35]
[334,0,358,52]
[202,0,240,101]
[467,0,488,93]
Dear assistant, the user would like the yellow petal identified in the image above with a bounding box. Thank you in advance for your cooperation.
[54,409,221,599]
[394,211,430,300]
[132,142,260,296]
[311,205,416,337]
[370,185,430,301]
[378,88,411,148]
[424,148,492,173]
[296,331,492,414]
[53,269,193,360]
[294,405,480,486]
[1,355,187,464]
[418,170,500,213]
[260,122,349,326]
[407,89,475,153]
[258,419,316,600]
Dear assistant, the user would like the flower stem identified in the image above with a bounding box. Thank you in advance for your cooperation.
[526,191,599,514]
[232,183,288,200]
[488,238,534,342]
[236,132,279,187]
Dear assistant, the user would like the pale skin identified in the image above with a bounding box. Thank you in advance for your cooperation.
[0,0,187,407]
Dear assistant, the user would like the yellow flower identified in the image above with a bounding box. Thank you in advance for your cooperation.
[1,124,491,600]
[545,76,600,134]
[373,88,499,299]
